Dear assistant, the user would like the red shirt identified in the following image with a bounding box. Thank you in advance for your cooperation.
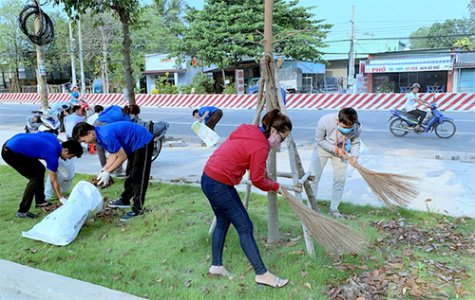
[204,124,279,192]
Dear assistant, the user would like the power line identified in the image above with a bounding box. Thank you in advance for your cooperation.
[325,33,475,43]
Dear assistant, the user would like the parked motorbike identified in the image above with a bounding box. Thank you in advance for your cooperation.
[388,103,456,139]
[132,118,169,162]
[25,108,61,134]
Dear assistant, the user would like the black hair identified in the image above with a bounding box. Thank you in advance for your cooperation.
[72,122,94,140]
[71,105,81,113]
[261,109,292,138]
[192,109,199,116]
[338,107,358,126]
[94,105,104,113]
[62,139,83,158]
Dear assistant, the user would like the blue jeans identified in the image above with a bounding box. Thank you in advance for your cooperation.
[201,173,267,275]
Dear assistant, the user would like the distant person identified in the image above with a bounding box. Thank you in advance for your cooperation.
[73,121,153,221]
[64,106,86,139]
[1,133,83,219]
[69,86,80,106]
[309,107,361,219]
[201,109,290,288]
[87,105,104,125]
[192,106,223,131]
[403,83,432,132]
[94,104,140,175]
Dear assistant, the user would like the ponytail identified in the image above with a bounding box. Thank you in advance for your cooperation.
[261,109,292,138]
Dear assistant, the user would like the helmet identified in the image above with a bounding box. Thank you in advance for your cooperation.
[410,83,421,90]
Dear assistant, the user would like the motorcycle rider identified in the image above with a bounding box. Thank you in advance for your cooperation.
[403,83,432,132]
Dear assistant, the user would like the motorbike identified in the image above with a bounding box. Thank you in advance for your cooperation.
[388,103,456,139]
[132,118,169,162]
[25,108,61,134]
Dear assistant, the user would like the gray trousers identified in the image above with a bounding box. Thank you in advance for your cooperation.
[309,146,348,211]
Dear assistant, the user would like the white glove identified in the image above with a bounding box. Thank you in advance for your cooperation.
[96,171,111,187]
[60,197,68,204]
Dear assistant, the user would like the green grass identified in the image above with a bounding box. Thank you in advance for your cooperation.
[0,165,474,299]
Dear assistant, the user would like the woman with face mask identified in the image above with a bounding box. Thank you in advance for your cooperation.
[201,109,292,288]
[309,107,362,219]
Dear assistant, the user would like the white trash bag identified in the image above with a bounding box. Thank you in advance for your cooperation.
[191,121,220,147]
[45,158,75,200]
[22,181,104,246]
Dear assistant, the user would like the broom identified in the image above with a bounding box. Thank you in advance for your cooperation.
[281,188,367,254]
[349,160,419,207]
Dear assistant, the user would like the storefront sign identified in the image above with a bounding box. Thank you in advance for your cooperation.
[235,69,245,94]
[365,56,453,73]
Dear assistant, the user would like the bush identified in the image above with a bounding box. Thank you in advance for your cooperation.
[222,84,236,94]
[190,73,214,94]
[155,73,179,94]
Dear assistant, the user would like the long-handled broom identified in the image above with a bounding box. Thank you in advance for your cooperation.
[281,188,367,254]
[349,160,419,207]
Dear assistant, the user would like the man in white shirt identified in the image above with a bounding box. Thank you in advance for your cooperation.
[64,106,86,139]
[404,83,431,132]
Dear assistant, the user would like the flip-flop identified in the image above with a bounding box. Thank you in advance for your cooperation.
[207,270,230,277]
[256,277,289,288]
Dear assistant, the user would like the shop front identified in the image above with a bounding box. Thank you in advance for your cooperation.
[364,51,454,93]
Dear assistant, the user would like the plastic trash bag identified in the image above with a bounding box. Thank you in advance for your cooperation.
[22,181,104,246]
[45,158,75,200]
[191,121,220,147]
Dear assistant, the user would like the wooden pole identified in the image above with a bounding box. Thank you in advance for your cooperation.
[34,0,48,109]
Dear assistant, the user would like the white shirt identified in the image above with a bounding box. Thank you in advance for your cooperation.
[64,113,86,138]
[404,92,417,111]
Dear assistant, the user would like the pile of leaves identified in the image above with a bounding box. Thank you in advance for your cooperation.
[326,217,475,299]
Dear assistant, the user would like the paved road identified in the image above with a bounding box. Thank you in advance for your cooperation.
[1,103,474,217]
[1,104,474,154]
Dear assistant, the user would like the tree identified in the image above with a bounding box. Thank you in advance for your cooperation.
[55,0,143,104]
[409,19,473,50]
[173,0,331,73]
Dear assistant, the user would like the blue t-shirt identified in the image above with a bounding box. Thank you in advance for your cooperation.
[70,91,79,104]
[198,106,219,122]
[95,122,152,155]
[97,105,130,123]
[5,132,62,172]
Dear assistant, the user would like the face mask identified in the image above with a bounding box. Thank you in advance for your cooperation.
[337,126,353,135]
[268,134,281,149]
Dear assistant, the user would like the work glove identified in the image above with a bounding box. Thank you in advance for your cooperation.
[59,197,68,204]
[96,170,111,187]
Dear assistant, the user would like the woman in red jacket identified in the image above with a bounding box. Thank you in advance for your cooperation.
[201,109,292,288]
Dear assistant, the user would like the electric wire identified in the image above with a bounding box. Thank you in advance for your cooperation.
[18,3,55,46]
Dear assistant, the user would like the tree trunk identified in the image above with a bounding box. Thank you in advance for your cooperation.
[118,9,135,104]
[100,26,109,94]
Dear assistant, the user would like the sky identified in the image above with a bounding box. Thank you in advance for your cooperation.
[186,0,472,59]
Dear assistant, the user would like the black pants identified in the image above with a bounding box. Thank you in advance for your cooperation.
[1,144,47,213]
[120,141,154,213]
[206,109,223,131]
[408,109,427,125]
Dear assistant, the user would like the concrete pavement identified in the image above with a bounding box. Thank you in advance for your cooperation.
[1,125,474,218]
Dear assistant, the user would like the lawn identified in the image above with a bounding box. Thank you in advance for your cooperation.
[0,165,474,299]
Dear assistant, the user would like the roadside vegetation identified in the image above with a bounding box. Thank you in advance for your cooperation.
[0,165,473,299]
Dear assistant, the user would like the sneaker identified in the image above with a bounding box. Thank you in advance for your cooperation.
[16,211,38,219]
[120,210,143,221]
[108,199,131,209]
[330,210,345,219]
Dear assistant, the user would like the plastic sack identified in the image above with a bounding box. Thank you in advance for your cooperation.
[22,181,104,246]
[191,121,220,147]
[45,158,75,200]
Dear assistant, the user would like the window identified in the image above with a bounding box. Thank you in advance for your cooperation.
[458,69,475,93]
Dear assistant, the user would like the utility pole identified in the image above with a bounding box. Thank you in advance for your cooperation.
[100,25,110,93]
[348,4,356,92]
[68,21,77,87]
[34,0,48,109]
[77,18,86,93]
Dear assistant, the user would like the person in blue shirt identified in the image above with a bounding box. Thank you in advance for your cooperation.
[69,86,80,106]
[1,133,83,219]
[93,104,140,175]
[192,106,223,131]
[73,121,153,221]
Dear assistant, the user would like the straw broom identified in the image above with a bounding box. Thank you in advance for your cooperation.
[281,188,367,254]
[349,160,419,207]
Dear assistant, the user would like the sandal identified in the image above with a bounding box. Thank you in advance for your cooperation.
[208,266,230,277]
[330,210,345,219]
[256,277,289,288]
